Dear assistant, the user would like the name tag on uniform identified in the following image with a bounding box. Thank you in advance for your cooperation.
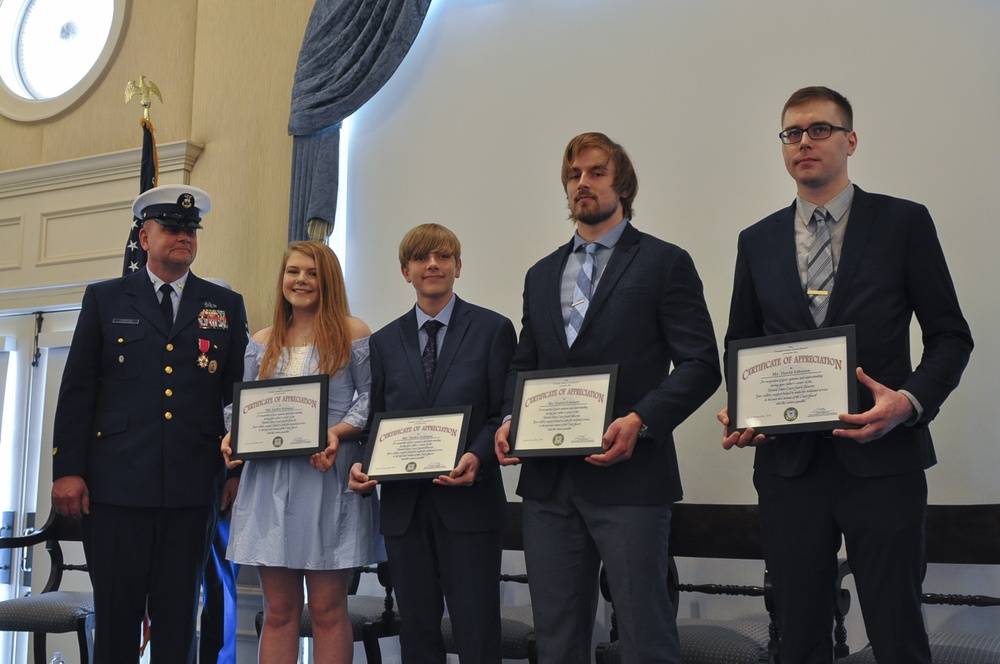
[112,318,140,324]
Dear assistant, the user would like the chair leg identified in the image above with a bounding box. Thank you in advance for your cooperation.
[361,624,385,664]
[33,632,47,664]
[78,614,95,664]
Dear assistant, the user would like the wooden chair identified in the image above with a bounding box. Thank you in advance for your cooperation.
[441,500,536,663]
[595,503,780,664]
[254,560,399,664]
[0,510,94,664]
[835,503,1000,662]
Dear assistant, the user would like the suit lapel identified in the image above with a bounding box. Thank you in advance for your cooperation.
[125,272,171,336]
[772,204,817,329]
[825,187,873,326]
[543,241,575,352]
[581,223,640,338]
[396,308,429,401]
[174,273,206,339]
[429,296,471,402]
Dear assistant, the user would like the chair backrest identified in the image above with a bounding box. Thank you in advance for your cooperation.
[922,504,1000,607]
[925,504,1000,566]
[669,503,765,561]
[500,501,528,584]
[0,510,87,594]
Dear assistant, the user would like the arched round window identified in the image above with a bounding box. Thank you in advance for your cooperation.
[0,0,129,122]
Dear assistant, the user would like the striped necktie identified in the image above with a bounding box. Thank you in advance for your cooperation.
[567,242,597,346]
[806,207,834,326]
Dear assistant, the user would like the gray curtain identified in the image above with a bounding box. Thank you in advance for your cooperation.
[287,0,432,242]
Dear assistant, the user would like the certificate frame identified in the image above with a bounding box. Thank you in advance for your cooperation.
[509,365,618,457]
[727,325,859,435]
[362,406,472,482]
[230,374,328,460]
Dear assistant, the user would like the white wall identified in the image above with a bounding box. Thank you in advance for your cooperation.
[342,0,1000,655]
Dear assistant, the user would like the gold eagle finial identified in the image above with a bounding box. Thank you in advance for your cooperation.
[124,75,162,121]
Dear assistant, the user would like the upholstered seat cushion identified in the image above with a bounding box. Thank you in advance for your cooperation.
[838,632,1000,663]
[677,619,770,664]
[441,604,535,659]
[597,618,770,664]
[0,590,94,633]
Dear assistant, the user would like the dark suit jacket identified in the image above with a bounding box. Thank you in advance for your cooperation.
[369,296,516,537]
[53,270,248,507]
[507,222,721,505]
[725,187,973,478]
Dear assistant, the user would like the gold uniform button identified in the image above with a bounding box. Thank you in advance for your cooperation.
[165,366,173,374]
[165,389,173,397]
[96,431,102,437]
[166,343,174,351]
[118,338,124,344]
[165,412,173,420]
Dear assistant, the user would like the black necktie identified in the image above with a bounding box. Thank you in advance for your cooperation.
[159,283,174,328]
[421,320,444,387]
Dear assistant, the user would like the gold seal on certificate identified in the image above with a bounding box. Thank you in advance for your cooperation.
[509,365,617,457]
[230,374,329,460]
[362,406,472,481]
[727,325,859,435]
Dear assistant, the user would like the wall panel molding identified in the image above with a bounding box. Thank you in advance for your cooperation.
[0,141,203,312]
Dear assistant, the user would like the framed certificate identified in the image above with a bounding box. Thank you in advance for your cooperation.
[509,365,617,457]
[362,406,472,481]
[230,374,328,460]
[727,325,859,435]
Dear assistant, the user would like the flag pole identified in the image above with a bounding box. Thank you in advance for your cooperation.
[122,75,162,276]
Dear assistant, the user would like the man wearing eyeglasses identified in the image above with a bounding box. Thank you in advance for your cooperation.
[718,87,973,663]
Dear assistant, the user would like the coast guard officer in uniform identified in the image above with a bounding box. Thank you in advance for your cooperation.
[51,185,249,664]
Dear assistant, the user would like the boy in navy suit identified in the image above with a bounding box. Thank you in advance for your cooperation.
[351,223,516,663]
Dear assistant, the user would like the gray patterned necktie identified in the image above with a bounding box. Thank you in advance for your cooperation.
[806,207,834,325]
[567,242,597,346]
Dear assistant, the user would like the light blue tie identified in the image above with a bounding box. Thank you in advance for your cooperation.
[567,243,597,346]
[806,207,834,325]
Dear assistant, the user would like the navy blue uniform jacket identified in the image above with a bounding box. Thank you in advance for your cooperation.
[53,270,248,507]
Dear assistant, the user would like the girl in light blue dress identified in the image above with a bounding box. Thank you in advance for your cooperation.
[222,241,381,664]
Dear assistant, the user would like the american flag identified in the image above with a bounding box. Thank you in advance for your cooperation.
[122,118,158,275]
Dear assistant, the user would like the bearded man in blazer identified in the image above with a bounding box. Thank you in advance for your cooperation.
[719,87,973,663]
[495,132,721,663]
[350,223,516,664]
[51,185,248,664]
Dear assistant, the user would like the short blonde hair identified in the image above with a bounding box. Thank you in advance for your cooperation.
[398,223,462,268]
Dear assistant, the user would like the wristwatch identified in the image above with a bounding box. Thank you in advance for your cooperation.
[631,411,649,438]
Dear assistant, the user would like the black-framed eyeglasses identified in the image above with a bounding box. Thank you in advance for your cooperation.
[778,123,851,145]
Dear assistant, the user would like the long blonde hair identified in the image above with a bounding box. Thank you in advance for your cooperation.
[259,241,352,380]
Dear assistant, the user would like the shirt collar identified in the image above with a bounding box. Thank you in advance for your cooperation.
[572,218,629,251]
[415,292,457,330]
[797,183,855,227]
[146,265,190,293]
